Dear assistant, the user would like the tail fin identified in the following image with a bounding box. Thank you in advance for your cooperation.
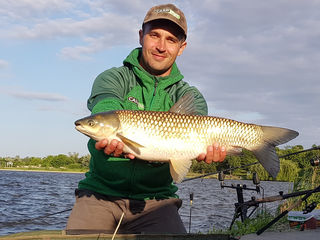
[251,126,299,178]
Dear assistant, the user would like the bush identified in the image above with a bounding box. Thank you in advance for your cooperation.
[66,163,82,169]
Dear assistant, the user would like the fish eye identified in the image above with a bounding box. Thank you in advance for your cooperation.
[87,120,95,127]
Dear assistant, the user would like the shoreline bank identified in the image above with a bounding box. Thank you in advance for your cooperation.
[0,167,242,179]
[0,167,86,174]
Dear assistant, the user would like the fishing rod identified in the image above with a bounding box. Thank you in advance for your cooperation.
[255,150,320,235]
[256,184,320,235]
[182,146,320,182]
[225,172,263,229]
[224,151,319,233]
[182,161,258,182]
[237,187,320,208]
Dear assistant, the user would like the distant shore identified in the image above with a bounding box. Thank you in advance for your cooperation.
[0,167,86,174]
[0,167,241,179]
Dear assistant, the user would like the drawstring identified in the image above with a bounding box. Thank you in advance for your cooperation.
[111,212,125,240]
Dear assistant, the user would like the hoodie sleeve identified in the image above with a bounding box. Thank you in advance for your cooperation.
[87,67,131,114]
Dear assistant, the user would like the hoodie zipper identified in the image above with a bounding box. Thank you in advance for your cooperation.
[149,79,158,110]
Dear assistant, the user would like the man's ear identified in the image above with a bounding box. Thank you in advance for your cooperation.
[178,41,187,56]
[139,29,144,46]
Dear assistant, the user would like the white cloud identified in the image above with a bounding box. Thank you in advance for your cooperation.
[3,13,137,40]
[0,0,146,59]
[0,0,74,21]
[1,87,68,101]
[0,0,319,149]
[0,59,9,68]
[36,100,90,116]
[182,0,320,95]
[175,0,320,148]
[12,91,68,101]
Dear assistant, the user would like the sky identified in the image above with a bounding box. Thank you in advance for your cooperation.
[0,0,319,158]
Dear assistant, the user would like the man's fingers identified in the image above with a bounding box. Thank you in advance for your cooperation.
[196,153,206,162]
[125,153,135,160]
[197,143,226,164]
[212,143,220,163]
[113,141,124,157]
[220,146,226,162]
[104,139,118,155]
[205,145,214,164]
[95,139,108,150]
[95,139,135,159]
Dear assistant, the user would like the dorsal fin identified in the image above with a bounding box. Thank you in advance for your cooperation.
[169,92,197,115]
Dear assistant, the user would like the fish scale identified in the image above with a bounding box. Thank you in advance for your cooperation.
[117,110,263,152]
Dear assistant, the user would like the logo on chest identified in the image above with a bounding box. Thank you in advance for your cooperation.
[128,97,144,110]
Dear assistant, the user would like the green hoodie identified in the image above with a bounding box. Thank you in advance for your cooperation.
[78,48,208,200]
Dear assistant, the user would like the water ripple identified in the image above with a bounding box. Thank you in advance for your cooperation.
[0,170,292,236]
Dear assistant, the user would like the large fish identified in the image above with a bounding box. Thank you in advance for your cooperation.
[75,94,298,183]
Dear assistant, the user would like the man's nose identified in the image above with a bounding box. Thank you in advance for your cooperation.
[156,38,166,52]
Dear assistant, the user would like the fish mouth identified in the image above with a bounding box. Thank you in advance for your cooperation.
[74,121,85,132]
[74,121,99,141]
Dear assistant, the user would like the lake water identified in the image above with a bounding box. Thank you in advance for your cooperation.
[0,170,292,236]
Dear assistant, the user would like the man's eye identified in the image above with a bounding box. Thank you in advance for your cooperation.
[168,38,177,44]
[149,32,158,38]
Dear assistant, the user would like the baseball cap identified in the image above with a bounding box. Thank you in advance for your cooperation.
[143,4,187,38]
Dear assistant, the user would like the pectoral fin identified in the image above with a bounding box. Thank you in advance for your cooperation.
[169,158,192,183]
[116,133,144,155]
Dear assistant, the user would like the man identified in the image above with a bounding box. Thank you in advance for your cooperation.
[66,4,226,234]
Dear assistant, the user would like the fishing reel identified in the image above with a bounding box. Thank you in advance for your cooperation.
[221,171,263,228]
[303,157,319,213]
[218,171,261,193]
[303,201,317,214]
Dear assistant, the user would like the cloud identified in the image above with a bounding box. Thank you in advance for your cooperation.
[0,0,319,149]
[0,0,147,59]
[35,100,90,116]
[181,0,320,103]
[0,0,74,22]
[4,13,138,40]
[57,21,139,60]
[174,0,320,148]
[0,59,9,68]
[2,87,68,102]
[12,91,68,101]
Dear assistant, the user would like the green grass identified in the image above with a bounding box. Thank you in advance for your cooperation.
[208,210,290,237]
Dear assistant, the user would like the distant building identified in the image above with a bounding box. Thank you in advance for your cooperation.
[6,161,13,167]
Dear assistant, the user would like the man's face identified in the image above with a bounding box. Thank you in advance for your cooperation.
[139,20,187,77]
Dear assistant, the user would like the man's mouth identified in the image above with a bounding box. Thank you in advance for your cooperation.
[152,53,166,61]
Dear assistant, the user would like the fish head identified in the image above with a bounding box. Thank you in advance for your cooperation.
[75,111,120,141]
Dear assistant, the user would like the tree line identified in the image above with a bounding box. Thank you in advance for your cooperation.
[0,152,91,171]
[190,144,319,181]
[1,144,319,182]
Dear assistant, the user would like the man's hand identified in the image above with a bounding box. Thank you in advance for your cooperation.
[196,143,226,164]
[95,139,135,159]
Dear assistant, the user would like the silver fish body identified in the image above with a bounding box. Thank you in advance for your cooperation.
[75,109,298,183]
[117,111,260,159]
